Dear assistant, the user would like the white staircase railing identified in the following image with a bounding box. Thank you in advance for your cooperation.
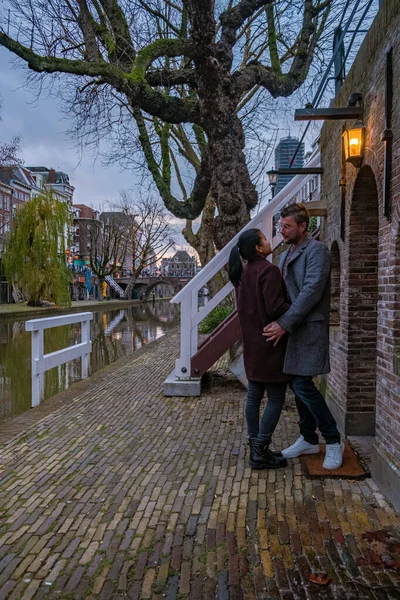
[105,275,125,298]
[164,152,321,394]
[104,310,125,335]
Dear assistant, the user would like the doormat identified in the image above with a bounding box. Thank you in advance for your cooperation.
[299,441,370,479]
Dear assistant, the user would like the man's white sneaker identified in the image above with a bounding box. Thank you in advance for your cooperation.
[281,435,320,459]
[323,441,344,470]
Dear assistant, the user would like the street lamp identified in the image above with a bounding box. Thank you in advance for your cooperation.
[342,120,365,168]
[267,169,278,198]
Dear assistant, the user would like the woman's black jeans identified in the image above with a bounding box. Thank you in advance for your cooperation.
[246,380,287,444]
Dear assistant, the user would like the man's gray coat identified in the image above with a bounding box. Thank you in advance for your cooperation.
[277,236,331,376]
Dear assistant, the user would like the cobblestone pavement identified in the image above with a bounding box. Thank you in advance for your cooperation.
[0,330,399,600]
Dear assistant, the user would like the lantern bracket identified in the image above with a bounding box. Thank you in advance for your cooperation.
[348,92,363,108]
[295,92,364,121]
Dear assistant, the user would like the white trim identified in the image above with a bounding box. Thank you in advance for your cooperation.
[26,312,93,407]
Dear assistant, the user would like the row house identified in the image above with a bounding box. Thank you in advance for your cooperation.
[71,204,102,263]
[0,167,38,249]
[0,166,75,251]
[160,251,197,278]
[0,165,75,302]
[0,166,40,302]
[27,167,74,205]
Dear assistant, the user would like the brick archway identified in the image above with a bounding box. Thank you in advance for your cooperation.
[347,165,379,430]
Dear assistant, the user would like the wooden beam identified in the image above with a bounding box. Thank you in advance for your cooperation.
[295,107,363,121]
[191,310,241,377]
[277,168,323,175]
[306,199,327,217]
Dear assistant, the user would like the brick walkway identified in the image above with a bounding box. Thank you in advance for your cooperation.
[0,331,399,600]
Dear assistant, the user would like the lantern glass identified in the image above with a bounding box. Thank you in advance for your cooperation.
[267,169,278,186]
[342,121,365,167]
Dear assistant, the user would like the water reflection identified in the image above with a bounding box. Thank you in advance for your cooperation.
[0,301,178,422]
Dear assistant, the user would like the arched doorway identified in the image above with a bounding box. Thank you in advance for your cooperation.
[347,166,379,433]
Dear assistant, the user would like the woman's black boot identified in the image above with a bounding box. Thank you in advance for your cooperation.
[248,438,287,469]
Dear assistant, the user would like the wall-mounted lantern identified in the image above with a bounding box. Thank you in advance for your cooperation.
[342,120,365,168]
[267,169,278,198]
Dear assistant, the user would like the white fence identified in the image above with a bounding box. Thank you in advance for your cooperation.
[165,153,321,392]
[25,312,93,407]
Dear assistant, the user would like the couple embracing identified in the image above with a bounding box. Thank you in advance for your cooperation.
[228,203,344,471]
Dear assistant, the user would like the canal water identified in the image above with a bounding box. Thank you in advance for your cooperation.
[0,301,179,423]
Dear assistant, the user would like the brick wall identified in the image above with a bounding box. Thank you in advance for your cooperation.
[319,0,400,508]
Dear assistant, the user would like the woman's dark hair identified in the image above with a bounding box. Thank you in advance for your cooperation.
[228,228,263,286]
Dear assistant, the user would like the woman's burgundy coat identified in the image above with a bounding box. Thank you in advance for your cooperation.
[236,256,291,383]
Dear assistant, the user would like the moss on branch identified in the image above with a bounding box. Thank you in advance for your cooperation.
[0,32,200,124]
[130,38,194,83]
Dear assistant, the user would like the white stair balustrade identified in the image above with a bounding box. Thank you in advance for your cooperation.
[26,312,93,407]
[105,275,125,298]
[164,152,322,396]
[104,310,125,335]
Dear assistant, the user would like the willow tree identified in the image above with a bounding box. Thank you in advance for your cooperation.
[0,0,332,248]
[3,190,72,306]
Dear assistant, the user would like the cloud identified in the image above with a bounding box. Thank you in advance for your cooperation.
[0,48,143,209]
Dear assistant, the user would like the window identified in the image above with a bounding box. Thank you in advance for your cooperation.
[18,191,24,200]
[4,196,10,211]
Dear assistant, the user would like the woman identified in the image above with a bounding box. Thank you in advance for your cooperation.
[228,229,290,469]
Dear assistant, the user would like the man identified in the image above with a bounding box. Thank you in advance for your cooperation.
[264,203,344,470]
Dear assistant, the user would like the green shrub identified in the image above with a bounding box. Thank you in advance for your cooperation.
[309,216,318,233]
[199,303,233,334]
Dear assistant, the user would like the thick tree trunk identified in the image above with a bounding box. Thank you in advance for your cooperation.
[206,112,257,250]
[183,194,215,267]
[188,2,258,250]
[124,277,137,300]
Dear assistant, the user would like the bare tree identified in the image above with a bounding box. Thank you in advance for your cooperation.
[89,213,129,291]
[0,0,334,249]
[115,192,175,299]
[0,96,23,167]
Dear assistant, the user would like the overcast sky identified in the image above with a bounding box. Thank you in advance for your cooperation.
[0,47,144,208]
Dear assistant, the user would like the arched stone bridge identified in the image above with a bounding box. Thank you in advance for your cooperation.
[118,276,192,298]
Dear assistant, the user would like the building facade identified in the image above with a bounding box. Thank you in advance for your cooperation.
[161,251,197,277]
[318,0,399,509]
[275,136,305,193]
[0,165,75,302]
[71,204,101,260]
[27,167,74,204]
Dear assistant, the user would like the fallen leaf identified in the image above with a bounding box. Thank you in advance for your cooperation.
[309,573,332,586]
[362,530,389,544]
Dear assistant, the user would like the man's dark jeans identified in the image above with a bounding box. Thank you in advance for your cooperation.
[290,376,340,445]
[246,381,287,444]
